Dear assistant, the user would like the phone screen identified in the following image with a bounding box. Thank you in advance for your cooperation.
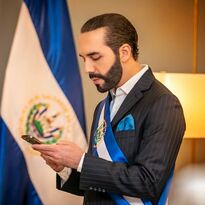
[21,135,43,144]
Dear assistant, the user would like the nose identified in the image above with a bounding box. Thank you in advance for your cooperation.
[84,60,95,73]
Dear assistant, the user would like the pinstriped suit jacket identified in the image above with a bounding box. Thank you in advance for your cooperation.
[57,68,186,205]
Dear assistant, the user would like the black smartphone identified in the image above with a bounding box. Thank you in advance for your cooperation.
[21,135,43,144]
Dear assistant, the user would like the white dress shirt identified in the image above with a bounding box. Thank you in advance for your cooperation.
[58,64,149,184]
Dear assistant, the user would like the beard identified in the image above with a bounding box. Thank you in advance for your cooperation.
[89,57,123,93]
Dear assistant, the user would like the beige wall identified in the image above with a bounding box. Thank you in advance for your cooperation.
[0,0,22,103]
[198,0,205,73]
[0,0,204,171]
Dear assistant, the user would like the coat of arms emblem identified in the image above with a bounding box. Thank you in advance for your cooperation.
[19,95,71,144]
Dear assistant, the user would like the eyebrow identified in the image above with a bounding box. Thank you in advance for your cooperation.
[79,52,100,58]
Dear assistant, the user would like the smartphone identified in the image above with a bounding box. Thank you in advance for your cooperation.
[21,135,43,144]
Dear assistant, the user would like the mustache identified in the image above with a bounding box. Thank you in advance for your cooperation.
[89,72,107,81]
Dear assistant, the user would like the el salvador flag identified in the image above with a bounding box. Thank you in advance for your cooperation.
[0,0,87,205]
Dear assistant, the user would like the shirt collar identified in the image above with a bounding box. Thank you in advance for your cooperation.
[110,64,149,98]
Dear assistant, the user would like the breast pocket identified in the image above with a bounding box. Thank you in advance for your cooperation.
[115,130,139,163]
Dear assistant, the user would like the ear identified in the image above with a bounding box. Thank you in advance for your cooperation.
[119,44,132,63]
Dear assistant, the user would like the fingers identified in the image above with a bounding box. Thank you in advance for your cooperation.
[32,144,66,164]
[32,144,56,152]
[32,141,82,169]
[41,154,64,172]
[41,154,59,167]
[41,154,58,163]
[41,154,53,162]
[32,144,58,159]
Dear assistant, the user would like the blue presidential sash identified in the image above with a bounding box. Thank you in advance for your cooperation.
[92,96,173,205]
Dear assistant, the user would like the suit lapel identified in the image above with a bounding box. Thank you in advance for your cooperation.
[111,68,155,127]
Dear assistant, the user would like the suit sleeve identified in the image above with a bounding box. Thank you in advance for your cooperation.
[79,94,185,201]
[56,169,84,196]
[56,102,102,195]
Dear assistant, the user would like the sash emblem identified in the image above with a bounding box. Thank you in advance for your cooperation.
[94,120,106,148]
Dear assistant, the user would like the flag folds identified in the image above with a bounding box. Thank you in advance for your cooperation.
[0,0,87,204]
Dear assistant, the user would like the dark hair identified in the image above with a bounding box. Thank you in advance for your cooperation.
[81,13,139,60]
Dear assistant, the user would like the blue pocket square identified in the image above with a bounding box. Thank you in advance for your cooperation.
[116,114,135,131]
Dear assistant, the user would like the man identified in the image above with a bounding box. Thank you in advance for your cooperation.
[32,13,186,205]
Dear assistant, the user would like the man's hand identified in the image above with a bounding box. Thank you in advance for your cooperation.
[32,140,84,170]
[41,153,64,172]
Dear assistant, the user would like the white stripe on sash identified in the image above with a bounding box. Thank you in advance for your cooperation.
[96,103,144,205]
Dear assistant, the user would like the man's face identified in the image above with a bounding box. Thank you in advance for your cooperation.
[78,28,122,93]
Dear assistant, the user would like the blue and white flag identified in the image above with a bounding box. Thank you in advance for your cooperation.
[0,0,87,204]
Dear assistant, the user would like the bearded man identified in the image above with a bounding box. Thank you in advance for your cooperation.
[33,13,185,205]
